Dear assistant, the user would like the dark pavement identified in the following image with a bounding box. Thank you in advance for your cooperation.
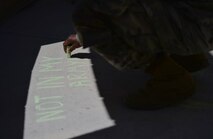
[1,1,213,139]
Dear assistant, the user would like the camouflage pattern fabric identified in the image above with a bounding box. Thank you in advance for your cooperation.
[72,0,213,70]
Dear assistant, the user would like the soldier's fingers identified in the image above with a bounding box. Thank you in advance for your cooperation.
[63,39,72,46]
[63,44,68,53]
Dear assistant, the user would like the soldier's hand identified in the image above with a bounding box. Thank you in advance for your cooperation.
[63,34,81,55]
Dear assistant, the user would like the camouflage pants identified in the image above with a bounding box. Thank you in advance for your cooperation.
[72,0,213,70]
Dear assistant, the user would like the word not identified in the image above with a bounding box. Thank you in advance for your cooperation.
[35,95,65,123]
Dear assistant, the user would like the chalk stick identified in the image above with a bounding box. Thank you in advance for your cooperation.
[66,47,71,58]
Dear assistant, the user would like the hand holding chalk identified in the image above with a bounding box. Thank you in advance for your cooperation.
[63,34,82,58]
[66,45,80,58]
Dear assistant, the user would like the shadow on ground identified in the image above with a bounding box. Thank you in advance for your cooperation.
[71,51,213,139]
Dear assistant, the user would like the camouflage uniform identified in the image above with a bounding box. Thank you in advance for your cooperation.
[72,0,213,70]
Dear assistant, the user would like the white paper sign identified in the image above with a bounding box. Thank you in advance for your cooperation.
[24,42,115,139]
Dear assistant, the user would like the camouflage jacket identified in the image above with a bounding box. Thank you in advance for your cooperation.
[72,0,213,55]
